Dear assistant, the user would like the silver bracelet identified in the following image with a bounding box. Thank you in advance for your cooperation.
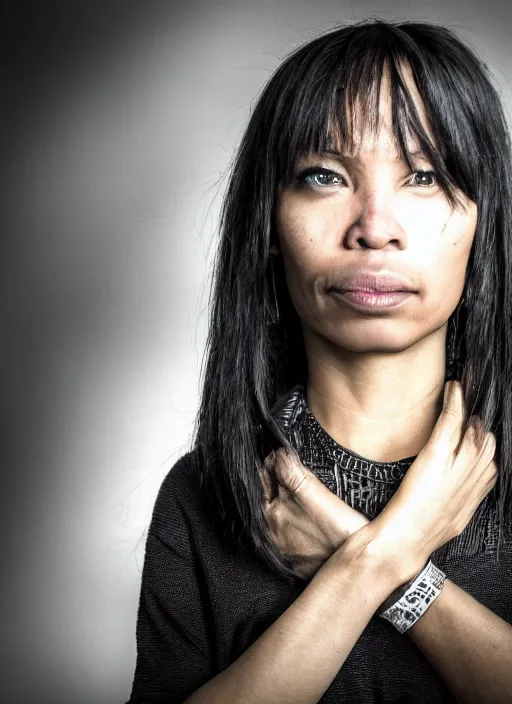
[379,560,446,634]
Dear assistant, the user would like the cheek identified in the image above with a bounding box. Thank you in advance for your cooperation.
[411,253,468,343]
[401,199,453,257]
[275,202,328,294]
[276,200,327,253]
[431,214,476,299]
[405,199,475,292]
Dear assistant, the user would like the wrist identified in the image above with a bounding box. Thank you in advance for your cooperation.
[378,560,446,633]
[375,556,431,616]
[343,521,428,589]
[334,523,404,598]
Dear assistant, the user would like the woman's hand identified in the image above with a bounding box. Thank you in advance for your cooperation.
[259,448,368,579]
[260,381,497,583]
[364,380,498,582]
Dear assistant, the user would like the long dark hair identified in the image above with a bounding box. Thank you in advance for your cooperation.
[191,18,512,579]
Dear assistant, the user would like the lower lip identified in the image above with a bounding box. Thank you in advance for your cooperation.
[330,289,414,310]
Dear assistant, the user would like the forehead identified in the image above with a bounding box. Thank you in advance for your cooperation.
[322,130,425,162]
[325,61,437,158]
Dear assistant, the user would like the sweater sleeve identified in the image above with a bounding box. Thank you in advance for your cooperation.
[125,455,214,704]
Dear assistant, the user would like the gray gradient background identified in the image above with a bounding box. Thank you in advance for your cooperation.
[3,2,511,703]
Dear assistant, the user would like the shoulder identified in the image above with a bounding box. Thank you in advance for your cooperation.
[148,448,204,558]
[154,448,201,503]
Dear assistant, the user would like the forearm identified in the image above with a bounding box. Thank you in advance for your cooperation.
[350,518,512,703]
[407,578,512,704]
[185,533,399,704]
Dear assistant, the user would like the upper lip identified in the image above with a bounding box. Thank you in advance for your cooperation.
[329,271,418,293]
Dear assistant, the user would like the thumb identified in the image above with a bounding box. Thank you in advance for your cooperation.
[430,380,464,444]
[443,380,464,414]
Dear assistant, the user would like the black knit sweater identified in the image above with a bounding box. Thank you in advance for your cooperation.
[126,384,512,703]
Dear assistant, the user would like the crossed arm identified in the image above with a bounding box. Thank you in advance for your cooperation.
[405,576,512,704]
[263,444,512,702]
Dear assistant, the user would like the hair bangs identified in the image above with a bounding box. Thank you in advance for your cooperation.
[273,29,470,213]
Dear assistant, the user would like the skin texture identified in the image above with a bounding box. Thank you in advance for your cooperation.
[273,62,478,463]
[261,380,496,583]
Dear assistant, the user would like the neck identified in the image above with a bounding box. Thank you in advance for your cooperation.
[304,332,447,463]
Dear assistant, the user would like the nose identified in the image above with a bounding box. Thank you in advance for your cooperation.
[344,186,405,250]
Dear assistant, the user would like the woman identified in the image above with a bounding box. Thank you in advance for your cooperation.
[126,18,512,704]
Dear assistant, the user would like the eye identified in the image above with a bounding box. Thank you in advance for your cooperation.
[296,167,347,189]
[409,170,438,187]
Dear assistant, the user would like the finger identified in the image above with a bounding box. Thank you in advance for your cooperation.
[475,460,498,503]
[486,458,498,481]
[433,381,464,445]
[263,449,276,472]
[273,450,367,533]
[480,470,497,501]
[484,431,497,459]
[470,415,488,447]
[443,378,464,406]
[274,448,311,495]
[261,450,279,502]
[470,424,496,464]
[464,416,484,456]
[259,465,273,503]
[478,431,497,467]
[443,380,465,421]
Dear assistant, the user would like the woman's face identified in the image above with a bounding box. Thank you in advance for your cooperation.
[274,69,478,358]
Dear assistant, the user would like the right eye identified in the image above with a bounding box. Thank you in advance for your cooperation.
[296,167,347,189]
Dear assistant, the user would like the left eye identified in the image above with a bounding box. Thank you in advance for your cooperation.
[410,170,437,187]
